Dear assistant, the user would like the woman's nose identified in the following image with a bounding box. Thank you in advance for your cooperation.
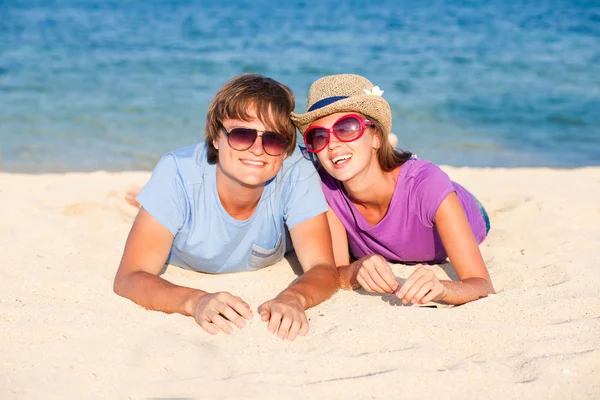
[327,131,342,150]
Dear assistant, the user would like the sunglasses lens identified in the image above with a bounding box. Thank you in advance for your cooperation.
[305,128,329,152]
[228,128,257,151]
[333,116,362,141]
[262,132,288,156]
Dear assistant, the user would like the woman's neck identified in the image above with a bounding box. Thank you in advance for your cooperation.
[343,164,400,225]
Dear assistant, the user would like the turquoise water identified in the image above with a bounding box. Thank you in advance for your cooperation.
[1,0,599,172]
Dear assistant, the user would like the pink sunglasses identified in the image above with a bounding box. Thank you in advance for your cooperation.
[304,114,373,153]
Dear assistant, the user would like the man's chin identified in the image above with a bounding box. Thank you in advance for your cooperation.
[238,175,274,189]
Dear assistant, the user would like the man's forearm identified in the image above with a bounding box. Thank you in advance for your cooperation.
[114,271,207,316]
[279,264,340,309]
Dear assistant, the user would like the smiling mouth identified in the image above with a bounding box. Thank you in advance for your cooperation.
[240,159,266,167]
[331,154,352,165]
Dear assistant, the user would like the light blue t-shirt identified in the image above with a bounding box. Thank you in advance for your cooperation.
[137,141,328,274]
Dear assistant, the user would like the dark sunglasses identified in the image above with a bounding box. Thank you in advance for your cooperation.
[221,126,289,156]
[303,114,374,153]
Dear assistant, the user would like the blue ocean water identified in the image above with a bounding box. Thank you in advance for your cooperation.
[1,0,599,172]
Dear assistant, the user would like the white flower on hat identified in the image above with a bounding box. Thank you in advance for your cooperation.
[364,86,384,96]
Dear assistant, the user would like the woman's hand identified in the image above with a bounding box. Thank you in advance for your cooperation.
[395,267,448,305]
[189,292,254,335]
[258,294,309,342]
[354,254,398,294]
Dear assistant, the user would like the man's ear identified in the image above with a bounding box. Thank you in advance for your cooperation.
[213,137,219,150]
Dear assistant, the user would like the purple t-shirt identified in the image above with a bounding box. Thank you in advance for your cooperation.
[320,158,487,263]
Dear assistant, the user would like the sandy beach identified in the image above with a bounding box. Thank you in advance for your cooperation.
[1,166,599,399]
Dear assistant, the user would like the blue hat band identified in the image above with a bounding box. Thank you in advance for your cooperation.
[307,96,349,112]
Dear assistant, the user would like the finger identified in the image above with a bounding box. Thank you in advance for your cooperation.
[299,312,309,336]
[277,315,293,340]
[197,318,220,335]
[358,271,382,293]
[396,267,427,298]
[208,314,234,335]
[402,274,432,304]
[421,286,442,304]
[225,295,254,320]
[373,261,399,292]
[360,258,393,292]
[411,281,434,304]
[287,320,302,342]
[218,305,248,329]
[267,309,282,334]
[356,274,374,292]
[258,302,271,322]
[367,266,395,293]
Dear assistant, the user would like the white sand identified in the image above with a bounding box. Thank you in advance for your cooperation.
[1,167,599,399]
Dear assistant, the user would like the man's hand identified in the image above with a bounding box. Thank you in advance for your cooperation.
[189,292,254,335]
[258,294,309,341]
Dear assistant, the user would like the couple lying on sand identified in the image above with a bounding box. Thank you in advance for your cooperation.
[113,73,494,341]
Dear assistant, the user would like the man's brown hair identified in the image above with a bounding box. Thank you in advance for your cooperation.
[205,74,296,164]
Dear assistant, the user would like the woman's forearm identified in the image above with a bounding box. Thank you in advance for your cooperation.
[338,261,494,305]
[279,264,340,309]
[113,270,207,316]
[337,262,360,290]
[441,277,495,305]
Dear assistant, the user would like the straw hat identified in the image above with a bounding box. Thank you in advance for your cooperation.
[291,74,392,136]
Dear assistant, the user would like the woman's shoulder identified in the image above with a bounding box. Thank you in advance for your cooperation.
[400,158,452,191]
[400,156,445,180]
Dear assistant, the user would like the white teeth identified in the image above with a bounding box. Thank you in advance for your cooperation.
[332,154,352,164]
[243,160,264,166]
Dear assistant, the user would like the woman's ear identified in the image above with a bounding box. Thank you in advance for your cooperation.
[372,131,382,150]
[213,136,219,150]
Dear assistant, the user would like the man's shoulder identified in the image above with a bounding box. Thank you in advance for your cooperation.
[158,142,207,186]
[166,142,205,163]
[279,145,318,177]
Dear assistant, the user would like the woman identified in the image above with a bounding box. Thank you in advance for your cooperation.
[114,74,339,341]
[291,74,494,305]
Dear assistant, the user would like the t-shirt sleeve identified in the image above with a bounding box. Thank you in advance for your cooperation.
[136,154,188,235]
[412,163,456,227]
[282,157,329,230]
